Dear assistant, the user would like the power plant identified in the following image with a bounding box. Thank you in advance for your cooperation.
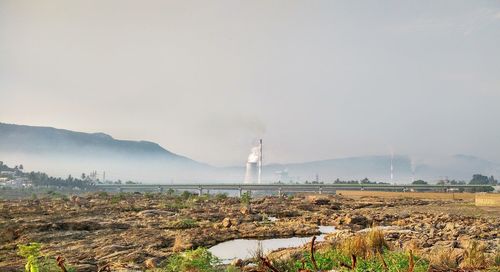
[244,139,263,184]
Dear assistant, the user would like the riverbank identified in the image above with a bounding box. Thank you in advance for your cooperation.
[1,191,498,271]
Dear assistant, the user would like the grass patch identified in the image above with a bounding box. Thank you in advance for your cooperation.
[165,219,198,229]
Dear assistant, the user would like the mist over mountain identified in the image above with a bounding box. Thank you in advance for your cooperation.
[0,123,213,182]
[1,122,498,183]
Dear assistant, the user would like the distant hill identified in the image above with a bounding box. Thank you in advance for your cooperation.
[254,154,500,183]
[1,122,498,183]
[0,123,188,159]
[0,123,212,182]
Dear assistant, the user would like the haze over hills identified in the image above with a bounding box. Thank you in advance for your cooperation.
[0,122,498,183]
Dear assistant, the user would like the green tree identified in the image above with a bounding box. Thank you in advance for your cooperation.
[469,174,489,185]
[412,180,428,185]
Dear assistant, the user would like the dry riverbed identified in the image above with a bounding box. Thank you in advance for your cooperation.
[0,192,498,271]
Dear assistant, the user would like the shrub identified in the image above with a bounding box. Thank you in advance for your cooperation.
[97,191,108,198]
[163,247,220,272]
[166,219,198,229]
[215,193,228,201]
[241,192,251,205]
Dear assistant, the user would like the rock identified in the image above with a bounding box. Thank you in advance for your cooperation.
[344,215,368,227]
[231,258,243,267]
[222,218,232,228]
[307,196,331,205]
[144,257,158,269]
[240,206,251,215]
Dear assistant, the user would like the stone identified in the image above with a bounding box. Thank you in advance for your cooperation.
[344,215,369,227]
[222,218,232,228]
[144,257,158,269]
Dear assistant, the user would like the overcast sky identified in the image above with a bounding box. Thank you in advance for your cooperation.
[1,1,499,166]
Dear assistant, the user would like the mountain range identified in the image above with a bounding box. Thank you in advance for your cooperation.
[1,122,498,183]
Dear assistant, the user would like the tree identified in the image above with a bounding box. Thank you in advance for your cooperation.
[488,176,498,186]
[412,180,428,185]
[469,174,489,185]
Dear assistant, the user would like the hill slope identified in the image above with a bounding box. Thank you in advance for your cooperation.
[0,123,211,182]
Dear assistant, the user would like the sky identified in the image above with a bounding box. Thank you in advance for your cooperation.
[1,0,499,166]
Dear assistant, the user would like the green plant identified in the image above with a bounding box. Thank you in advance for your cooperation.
[163,247,221,272]
[17,243,76,272]
[97,191,108,198]
[166,219,198,229]
[18,243,41,272]
[181,191,192,200]
[215,193,228,201]
[166,188,175,196]
[240,192,251,205]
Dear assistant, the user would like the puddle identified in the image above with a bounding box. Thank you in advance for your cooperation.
[209,226,336,263]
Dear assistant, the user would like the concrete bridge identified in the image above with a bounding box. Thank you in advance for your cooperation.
[94,183,492,197]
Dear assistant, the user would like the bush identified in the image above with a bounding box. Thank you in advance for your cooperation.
[166,219,198,229]
[241,192,251,205]
[97,191,108,198]
[215,193,228,201]
[163,247,221,272]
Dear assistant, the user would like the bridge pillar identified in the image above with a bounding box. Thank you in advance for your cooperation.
[198,186,203,196]
[278,187,282,197]
[159,187,163,193]
[318,186,323,194]
[238,187,242,197]
[119,187,123,193]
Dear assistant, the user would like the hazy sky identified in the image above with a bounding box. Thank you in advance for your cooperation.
[1,1,499,166]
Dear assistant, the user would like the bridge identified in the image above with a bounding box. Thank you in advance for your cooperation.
[94,183,493,197]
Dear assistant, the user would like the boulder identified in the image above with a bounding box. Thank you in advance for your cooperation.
[344,215,369,227]
[222,218,232,228]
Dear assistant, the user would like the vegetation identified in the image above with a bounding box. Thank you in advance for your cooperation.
[17,243,75,272]
[160,248,221,272]
[147,228,499,272]
[165,219,198,229]
[412,180,428,185]
[240,191,251,205]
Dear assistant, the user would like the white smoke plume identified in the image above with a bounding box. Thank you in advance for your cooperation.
[247,146,260,163]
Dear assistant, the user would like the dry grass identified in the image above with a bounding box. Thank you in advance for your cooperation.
[460,240,488,269]
[428,247,462,269]
[340,228,389,259]
[341,234,368,258]
[365,228,389,254]
[337,190,476,200]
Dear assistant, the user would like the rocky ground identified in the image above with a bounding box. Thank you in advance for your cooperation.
[0,192,498,271]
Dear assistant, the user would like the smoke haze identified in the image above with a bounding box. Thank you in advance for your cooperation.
[1,0,499,167]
